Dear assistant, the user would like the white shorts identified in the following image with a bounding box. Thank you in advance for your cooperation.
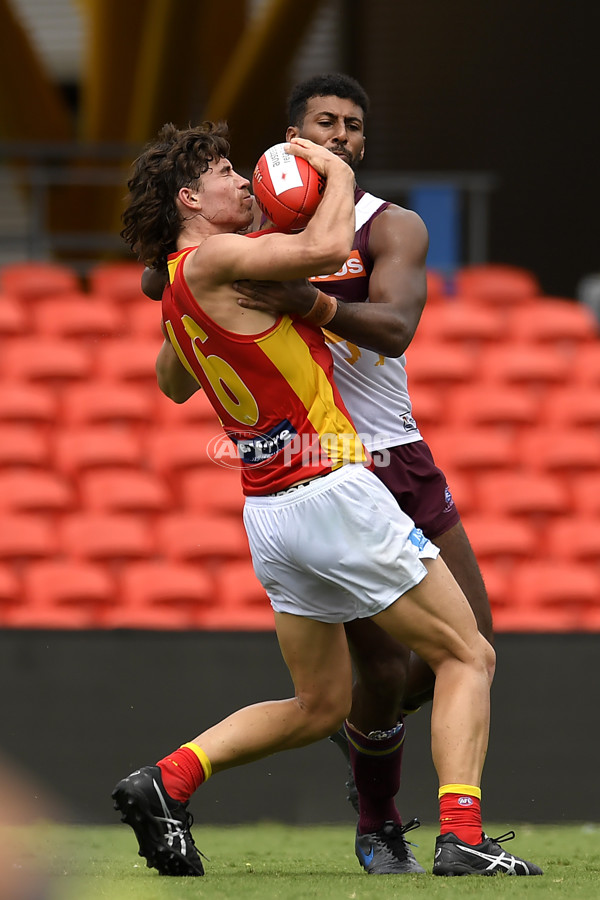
[243,463,439,623]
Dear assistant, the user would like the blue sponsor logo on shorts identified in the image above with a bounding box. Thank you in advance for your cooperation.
[408,527,428,550]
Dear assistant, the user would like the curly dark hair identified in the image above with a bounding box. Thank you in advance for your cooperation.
[120,121,231,271]
[287,73,370,127]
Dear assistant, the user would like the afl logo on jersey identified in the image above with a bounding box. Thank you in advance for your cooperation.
[310,250,365,282]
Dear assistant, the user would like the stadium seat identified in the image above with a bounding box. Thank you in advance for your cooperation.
[34,292,122,341]
[0,470,74,515]
[53,427,143,476]
[1,338,92,385]
[157,513,250,564]
[0,514,57,561]
[0,425,50,469]
[570,473,600,516]
[0,261,80,302]
[510,561,600,631]
[0,564,20,625]
[447,384,540,434]
[11,560,117,628]
[79,469,171,514]
[429,426,516,476]
[60,513,155,562]
[540,386,600,431]
[0,293,25,338]
[572,344,600,386]
[460,515,536,570]
[403,384,443,435]
[476,471,568,523]
[453,264,540,307]
[546,517,600,565]
[108,561,215,629]
[122,299,163,337]
[425,269,448,304]
[0,383,57,429]
[202,558,275,630]
[155,388,217,427]
[507,298,598,354]
[480,345,570,395]
[86,261,146,303]
[519,430,600,475]
[94,338,160,385]
[404,344,475,400]
[60,382,154,430]
[148,425,226,480]
[179,468,244,517]
[415,302,504,355]
[444,471,477,517]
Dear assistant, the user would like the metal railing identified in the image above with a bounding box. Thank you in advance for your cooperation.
[0,141,497,272]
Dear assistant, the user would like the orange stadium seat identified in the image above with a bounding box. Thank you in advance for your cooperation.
[1,338,92,385]
[34,292,122,341]
[53,427,143,477]
[404,384,443,435]
[572,344,600,386]
[203,558,275,630]
[122,299,163,337]
[0,261,80,302]
[86,261,146,304]
[570,473,600,516]
[179,468,244,517]
[108,561,215,629]
[157,512,250,564]
[507,298,598,354]
[447,384,540,434]
[416,302,504,355]
[0,470,74,515]
[148,425,225,479]
[480,345,570,395]
[0,513,57,561]
[155,388,217,427]
[79,469,171,515]
[60,382,154,430]
[0,383,57,429]
[0,425,50,469]
[546,517,600,566]
[444,471,477,517]
[60,513,155,562]
[0,293,25,338]
[404,343,475,396]
[453,264,540,307]
[476,471,568,522]
[429,426,516,477]
[519,430,600,476]
[460,515,536,570]
[510,561,600,631]
[11,560,117,628]
[94,338,160,385]
[540,386,600,431]
[0,564,20,625]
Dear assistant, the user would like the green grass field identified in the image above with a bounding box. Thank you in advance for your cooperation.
[7,821,600,900]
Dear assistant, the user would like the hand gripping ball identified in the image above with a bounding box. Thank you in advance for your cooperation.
[252,143,325,232]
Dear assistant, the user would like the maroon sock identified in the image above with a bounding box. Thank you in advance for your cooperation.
[345,718,405,834]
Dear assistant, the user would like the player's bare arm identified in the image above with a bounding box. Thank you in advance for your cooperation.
[184,139,356,290]
[235,205,428,358]
[156,321,201,402]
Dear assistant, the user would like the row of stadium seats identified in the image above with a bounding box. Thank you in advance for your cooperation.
[0,259,598,631]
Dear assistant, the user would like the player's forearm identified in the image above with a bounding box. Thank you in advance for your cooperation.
[326,298,420,357]
[301,169,356,273]
[156,340,200,402]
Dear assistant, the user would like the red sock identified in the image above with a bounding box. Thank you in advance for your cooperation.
[156,743,210,803]
[345,719,405,834]
[439,784,482,846]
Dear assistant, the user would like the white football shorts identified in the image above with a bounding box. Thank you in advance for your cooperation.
[243,463,440,623]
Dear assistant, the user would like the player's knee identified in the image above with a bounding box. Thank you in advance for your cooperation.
[297,690,351,741]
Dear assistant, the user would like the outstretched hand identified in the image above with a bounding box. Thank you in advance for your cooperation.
[234,278,318,316]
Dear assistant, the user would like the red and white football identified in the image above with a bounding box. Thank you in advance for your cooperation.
[252,143,325,232]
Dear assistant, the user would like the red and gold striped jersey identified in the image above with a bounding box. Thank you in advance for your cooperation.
[162,244,365,495]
